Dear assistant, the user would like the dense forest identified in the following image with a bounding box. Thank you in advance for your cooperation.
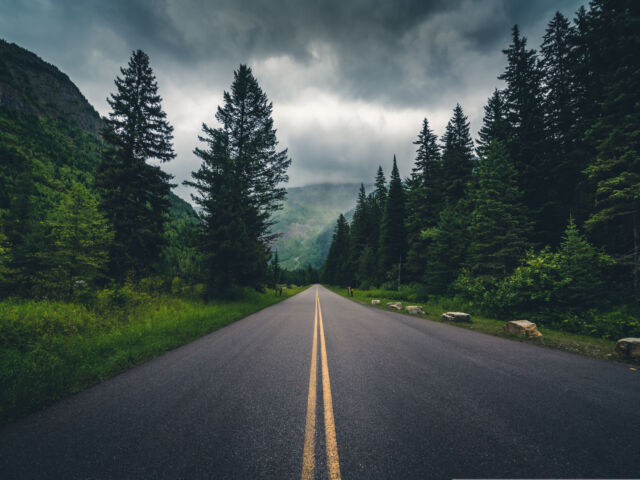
[0,42,294,301]
[322,1,640,339]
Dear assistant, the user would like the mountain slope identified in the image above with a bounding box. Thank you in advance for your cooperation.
[272,183,368,269]
[0,39,194,218]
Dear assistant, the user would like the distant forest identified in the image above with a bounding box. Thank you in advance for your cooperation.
[322,1,640,339]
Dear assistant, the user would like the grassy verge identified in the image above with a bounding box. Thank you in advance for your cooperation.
[0,286,307,424]
[326,286,626,363]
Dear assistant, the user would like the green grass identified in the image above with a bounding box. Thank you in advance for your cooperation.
[327,286,624,363]
[0,286,307,424]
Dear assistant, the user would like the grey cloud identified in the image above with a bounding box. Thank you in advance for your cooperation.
[1,0,586,199]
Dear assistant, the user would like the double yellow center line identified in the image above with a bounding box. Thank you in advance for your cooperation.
[301,288,342,480]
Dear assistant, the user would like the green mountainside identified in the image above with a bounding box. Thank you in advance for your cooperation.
[272,183,367,269]
[0,39,195,222]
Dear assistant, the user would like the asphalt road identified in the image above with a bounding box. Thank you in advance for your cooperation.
[1,285,639,479]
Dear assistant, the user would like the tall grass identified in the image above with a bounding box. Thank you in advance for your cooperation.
[0,286,306,424]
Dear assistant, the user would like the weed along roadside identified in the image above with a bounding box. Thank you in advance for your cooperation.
[0,286,308,425]
[324,286,633,363]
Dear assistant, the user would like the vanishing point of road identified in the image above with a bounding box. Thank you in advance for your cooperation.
[1,285,639,479]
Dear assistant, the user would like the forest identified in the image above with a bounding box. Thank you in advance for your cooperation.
[321,1,640,340]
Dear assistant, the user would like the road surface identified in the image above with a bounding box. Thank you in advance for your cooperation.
[1,285,639,479]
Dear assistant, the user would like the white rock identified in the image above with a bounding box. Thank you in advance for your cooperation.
[441,312,471,323]
[386,302,402,311]
[503,320,543,338]
[406,305,425,315]
[371,299,381,305]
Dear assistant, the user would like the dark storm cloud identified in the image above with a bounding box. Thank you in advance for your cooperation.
[1,0,586,195]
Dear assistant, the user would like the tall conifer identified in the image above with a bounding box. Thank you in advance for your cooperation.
[98,50,175,278]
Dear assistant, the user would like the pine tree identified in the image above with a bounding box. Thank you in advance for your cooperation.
[476,89,510,158]
[540,11,589,239]
[584,0,640,291]
[499,26,550,245]
[97,49,175,279]
[425,203,469,294]
[39,182,113,297]
[348,184,368,284]
[186,121,259,296]
[321,214,351,285]
[441,104,474,204]
[272,251,280,288]
[379,156,406,280]
[467,141,531,277]
[406,118,442,282]
[185,65,291,294]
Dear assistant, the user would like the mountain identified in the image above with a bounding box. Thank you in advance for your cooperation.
[0,39,195,218]
[272,183,369,269]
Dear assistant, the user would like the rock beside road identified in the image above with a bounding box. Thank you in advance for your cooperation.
[441,312,471,323]
[371,299,381,305]
[386,302,402,311]
[406,305,425,315]
[503,320,543,338]
[615,338,640,359]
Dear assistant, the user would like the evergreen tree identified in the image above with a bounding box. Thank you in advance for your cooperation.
[272,251,280,288]
[425,203,469,293]
[348,184,368,283]
[476,89,510,158]
[38,182,113,297]
[499,26,551,245]
[322,214,351,285]
[186,65,291,294]
[186,121,259,296]
[379,156,406,280]
[406,118,442,281]
[441,104,474,204]
[373,165,387,207]
[467,141,531,277]
[540,11,588,239]
[584,0,640,291]
[97,49,175,279]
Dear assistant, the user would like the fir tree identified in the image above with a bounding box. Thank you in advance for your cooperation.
[348,184,369,283]
[406,118,442,282]
[322,214,351,285]
[584,0,640,291]
[467,141,531,277]
[441,104,474,204]
[39,182,113,297]
[499,26,550,245]
[476,89,510,158]
[186,65,291,294]
[379,156,406,279]
[425,203,469,294]
[97,49,175,279]
[272,251,280,288]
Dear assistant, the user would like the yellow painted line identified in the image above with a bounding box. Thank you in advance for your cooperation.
[318,291,342,480]
[301,288,319,480]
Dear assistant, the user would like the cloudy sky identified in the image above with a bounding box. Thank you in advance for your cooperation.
[1,0,585,201]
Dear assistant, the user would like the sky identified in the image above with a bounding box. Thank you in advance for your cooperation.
[1,0,585,202]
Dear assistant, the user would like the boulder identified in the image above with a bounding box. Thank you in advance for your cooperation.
[406,305,425,315]
[371,299,381,305]
[386,302,402,311]
[503,320,543,338]
[441,312,471,323]
[615,338,640,359]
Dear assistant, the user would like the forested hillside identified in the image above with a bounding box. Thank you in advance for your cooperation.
[322,2,640,340]
[272,183,367,269]
[0,41,200,298]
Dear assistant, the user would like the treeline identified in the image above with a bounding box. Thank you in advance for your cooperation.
[322,2,639,338]
[0,51,290,300]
